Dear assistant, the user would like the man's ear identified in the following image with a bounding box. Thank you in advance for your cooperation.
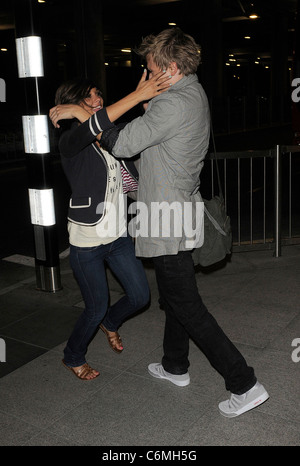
[169,61,178,76]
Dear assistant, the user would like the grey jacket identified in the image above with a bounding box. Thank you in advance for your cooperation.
[109,74,210,257]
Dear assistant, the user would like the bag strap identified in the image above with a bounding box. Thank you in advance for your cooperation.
[204,203,227,236]
[210,117,224,200]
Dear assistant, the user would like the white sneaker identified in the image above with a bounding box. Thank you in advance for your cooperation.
[148,363,190,387]
[219,381,269,418]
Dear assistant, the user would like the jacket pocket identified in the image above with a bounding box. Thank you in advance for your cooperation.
[69,197,91,209]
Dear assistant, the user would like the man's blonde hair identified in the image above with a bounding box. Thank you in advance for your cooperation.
[136,28,201,75]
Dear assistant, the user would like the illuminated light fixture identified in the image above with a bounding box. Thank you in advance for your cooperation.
[104,62,109,66]
[38,0,46,3]
[229,58,236,62]
[265,66,269,69]
[16,36,44,78]
[236,63,241,67]
[1,48,7,52]
[244,36,251,39]
[237,0,259,20]
[255,61,259,64]
[168,22,176,26]
[22,115,50,154]
[226,63,230,66]
[248,2,259,19]
[121,48,131,53]
[28,188,56,226]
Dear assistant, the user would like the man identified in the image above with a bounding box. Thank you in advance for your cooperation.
[100,28,269,417]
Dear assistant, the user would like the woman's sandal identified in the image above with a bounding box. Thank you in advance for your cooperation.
[62,359,100,380]
[99,324,123,354]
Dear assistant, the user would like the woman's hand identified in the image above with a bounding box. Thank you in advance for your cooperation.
[49,104,90,128]
[105,71,172,123]
[134,70,171,102]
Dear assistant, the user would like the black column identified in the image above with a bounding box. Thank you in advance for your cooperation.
[74,0,106,98]
[292,0,300,143]
[199,0,224,131]
[14,0,61,292]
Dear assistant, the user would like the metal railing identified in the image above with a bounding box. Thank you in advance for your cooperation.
[204,145,300,257]
[1,129,300,258]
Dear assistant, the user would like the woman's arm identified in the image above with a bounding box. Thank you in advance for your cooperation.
[49,105,90,128]
[49,70,171,129]
[106,70,171,122]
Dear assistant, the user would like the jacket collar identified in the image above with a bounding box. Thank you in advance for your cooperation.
[170,73,199,91]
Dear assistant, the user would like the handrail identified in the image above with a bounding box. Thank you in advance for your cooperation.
[204,145,300,257]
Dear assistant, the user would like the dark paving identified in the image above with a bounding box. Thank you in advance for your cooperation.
[0,245,299,446]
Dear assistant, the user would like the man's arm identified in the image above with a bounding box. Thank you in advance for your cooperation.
[100,96,179,158]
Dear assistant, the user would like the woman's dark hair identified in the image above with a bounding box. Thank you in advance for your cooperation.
[55,78,101,105]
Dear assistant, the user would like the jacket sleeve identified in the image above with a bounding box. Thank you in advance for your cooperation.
[109,95,182,159]
[58,108,115,158]
[100,122,127,154]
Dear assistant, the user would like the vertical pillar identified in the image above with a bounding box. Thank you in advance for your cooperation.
[200,0,224,130]
[74,0,106,98]
[270,3,289,124]
[292,0,300,143]
[274,145,282,258]
[14,0,61,292]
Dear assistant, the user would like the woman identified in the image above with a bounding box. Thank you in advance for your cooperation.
[50,72,170,380]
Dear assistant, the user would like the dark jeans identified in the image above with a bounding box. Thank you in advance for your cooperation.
[64,236,150,367]
[152,251,256,394]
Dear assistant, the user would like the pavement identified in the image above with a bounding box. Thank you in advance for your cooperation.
[0,245,300,448]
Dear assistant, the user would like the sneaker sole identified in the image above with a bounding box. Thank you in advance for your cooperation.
[219,391,269,418]
[148,367,190,387]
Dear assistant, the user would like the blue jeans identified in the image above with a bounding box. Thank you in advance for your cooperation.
[64,236,150,367]
[153,251,256,395]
